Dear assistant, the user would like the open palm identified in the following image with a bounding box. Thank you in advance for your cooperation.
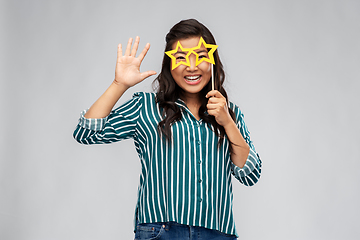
[114,36,156,88]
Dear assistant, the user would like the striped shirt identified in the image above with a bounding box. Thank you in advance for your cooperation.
[73,92,262,237]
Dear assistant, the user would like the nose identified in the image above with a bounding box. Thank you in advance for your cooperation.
[186,54,198,71]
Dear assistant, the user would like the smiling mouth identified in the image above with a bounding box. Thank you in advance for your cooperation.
[184,75,201,82]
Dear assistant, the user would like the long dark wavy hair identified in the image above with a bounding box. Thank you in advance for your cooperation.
[154,19,236,148]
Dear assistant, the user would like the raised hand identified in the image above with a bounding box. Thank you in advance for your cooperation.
[114,36,157,88]
[84,37,156,119]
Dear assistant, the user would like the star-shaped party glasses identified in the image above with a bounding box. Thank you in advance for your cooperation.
[165,37,218,70]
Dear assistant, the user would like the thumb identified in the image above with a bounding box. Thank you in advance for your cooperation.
[140,70,157,80]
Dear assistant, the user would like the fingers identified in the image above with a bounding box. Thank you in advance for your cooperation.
[131,36,140,57]
[117,43,123,61]
[207,103,220,110]
[206,90,227,110]
[206,90,225,105]
[207,96,222,104]
[206,103,227,115]
[124,37,133,56]
[205,91,232,127]
[207,97,229,125]
[121,37,149,60]
[206,90,223,98]
[138,43,151,62]
[207,109,219,117]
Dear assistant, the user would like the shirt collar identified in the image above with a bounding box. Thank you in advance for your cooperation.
[175,98,187,110]
[174,98,207,123]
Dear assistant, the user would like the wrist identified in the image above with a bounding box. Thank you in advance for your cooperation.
[112,80,130,92]
[223,117,236,131]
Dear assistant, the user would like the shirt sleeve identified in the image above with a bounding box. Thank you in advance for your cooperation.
[73,92,143,145]
[230,104,262,186]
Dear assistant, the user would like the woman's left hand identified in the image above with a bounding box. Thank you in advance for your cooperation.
[206,90,233,127]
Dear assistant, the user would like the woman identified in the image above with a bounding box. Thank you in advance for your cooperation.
[74,19,261,240]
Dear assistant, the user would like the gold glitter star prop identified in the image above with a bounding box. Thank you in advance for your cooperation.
[191,37,218,66]
[165,41,192,70]
[165,37,218,70]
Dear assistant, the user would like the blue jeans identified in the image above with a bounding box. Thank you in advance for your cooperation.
[134,221,237,240]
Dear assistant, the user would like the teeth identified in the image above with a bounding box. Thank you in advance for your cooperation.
[185,75,201,81]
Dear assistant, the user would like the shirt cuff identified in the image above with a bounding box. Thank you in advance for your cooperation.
[77,109,108,131]
[231,147,259,179]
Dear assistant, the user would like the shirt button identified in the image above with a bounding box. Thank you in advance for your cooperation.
[197,140,201,145]
[198,179,202,183]
[198,160,202,164]
[199,198,202,202]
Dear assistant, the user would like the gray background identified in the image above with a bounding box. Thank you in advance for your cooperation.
[1,0,359,239]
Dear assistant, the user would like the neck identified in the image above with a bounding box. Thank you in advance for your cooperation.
[181,92,201,107]
[181,93,202,121]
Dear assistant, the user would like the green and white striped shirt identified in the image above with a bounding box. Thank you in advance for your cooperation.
[73,92,261,237]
